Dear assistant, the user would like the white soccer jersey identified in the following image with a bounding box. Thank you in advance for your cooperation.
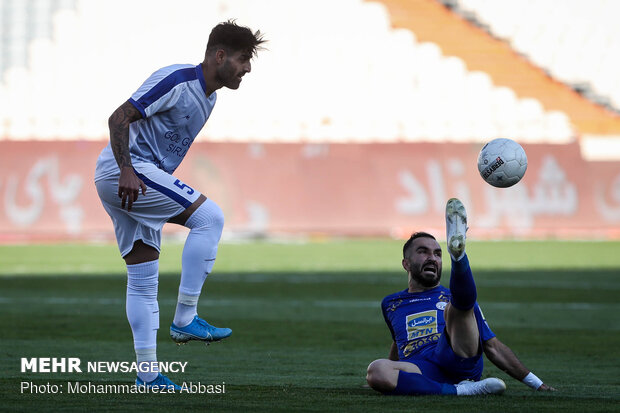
[95,64,216,181]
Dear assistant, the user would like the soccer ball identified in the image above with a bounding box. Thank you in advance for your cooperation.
[477,138,528,188]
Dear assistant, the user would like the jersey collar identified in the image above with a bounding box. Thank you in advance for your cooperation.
[195,64,208,96]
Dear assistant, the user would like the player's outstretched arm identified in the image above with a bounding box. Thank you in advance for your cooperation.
[483,337,556,391]
[108,100,146,211]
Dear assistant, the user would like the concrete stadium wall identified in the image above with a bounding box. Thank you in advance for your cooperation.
[0,141,619,242]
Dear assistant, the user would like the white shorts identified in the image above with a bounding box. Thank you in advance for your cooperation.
[95,162,202,257]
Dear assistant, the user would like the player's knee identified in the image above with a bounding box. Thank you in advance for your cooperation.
[186,199,225,233]
[210,201,225,232]
[366,359,392,391]
[366,360,379,387]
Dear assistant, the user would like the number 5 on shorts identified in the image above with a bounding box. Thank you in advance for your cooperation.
[174,179,194,195]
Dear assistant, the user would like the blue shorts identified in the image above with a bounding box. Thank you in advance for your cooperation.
[406,309,489,384]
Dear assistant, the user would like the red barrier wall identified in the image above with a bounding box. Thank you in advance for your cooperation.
[1,141,619,242]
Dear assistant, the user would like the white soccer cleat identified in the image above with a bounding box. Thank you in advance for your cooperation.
[445,198,468,261]
[456,378,506,396]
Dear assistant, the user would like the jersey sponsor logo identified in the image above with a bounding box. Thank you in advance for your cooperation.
[164,130,193,158]
[408,297,431,303]
[408,315,435,328]
[402,333,441,357]
[164,130,181,143]
[405,310,438,340]
[436,301,447,310]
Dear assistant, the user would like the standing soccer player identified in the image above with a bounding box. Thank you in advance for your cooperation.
[366,198,556,396]
[94,20,265,390]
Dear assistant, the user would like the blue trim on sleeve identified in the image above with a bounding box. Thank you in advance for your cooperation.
[136,67,197,111]
[128,97,146,118]
[134,170,193,209]
[195,64,207,95]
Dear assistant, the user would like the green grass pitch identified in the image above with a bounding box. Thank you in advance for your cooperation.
[0,240,619,412]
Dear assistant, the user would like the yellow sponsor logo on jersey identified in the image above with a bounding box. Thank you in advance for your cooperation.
[405,310,438,340]
[402,334,441,358]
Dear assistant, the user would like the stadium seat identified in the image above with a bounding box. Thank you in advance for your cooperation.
[0,0,585,143]
[453,0,620,115]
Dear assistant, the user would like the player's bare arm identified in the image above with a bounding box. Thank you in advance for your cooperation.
[108,100,146,211]
[483,337,556,391]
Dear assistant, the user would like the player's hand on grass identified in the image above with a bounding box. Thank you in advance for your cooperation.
[538,383,557,391]
[118,166,147,211]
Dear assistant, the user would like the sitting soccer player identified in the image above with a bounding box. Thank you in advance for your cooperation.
[366,198,556,396]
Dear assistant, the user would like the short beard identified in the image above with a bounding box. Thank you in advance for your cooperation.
[410,265,441,288]
[216,60,238,89]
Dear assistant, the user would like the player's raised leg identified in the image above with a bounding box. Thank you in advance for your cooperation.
[444,198,479,358]
[169,195,232,344]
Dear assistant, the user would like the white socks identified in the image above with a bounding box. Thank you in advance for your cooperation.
[135,347,158,383]
[173,199,224,327]
[126,260,159,382]
[126,199,224,382]
[173,293,199,327]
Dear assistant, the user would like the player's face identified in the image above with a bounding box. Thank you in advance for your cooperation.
[217,50,252,90]
[403,237,443,289]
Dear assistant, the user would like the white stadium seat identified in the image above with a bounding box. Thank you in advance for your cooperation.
[454,0,620,115]
[0,0,576,143]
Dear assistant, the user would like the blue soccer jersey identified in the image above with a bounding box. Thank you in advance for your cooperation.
[381,286,495,362]
[95,63,216,181]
